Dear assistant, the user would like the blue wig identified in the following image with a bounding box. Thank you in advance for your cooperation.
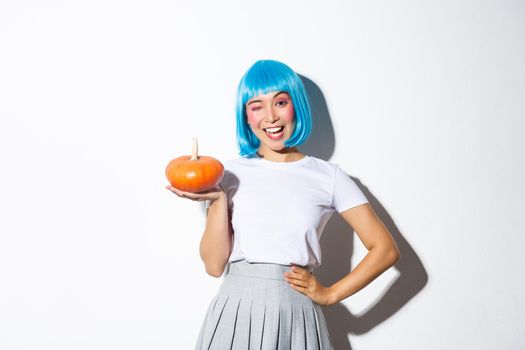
[235,60,313,157]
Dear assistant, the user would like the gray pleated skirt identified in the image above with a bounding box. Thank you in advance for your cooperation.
[195,259,334,350]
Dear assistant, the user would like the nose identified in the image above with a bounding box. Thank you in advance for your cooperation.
[265,107,279,123]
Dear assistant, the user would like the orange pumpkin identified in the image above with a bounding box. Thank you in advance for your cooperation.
[165,137,224,193]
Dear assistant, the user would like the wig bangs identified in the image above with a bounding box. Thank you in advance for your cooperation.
[235,60,313,157]
[239,64,295,106]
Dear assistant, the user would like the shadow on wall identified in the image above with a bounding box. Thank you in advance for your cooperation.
[300,74,429,350]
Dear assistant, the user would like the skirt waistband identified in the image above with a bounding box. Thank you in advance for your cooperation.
[227,259,313,280]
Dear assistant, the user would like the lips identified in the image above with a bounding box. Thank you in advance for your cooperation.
[264,126,284,133]
[264,126,285,140]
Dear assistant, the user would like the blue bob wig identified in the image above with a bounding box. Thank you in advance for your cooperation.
[235,60,313,157]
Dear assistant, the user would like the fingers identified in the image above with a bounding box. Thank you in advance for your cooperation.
[283,266,326,304]
[165,185,205,201]
[284,266,312,282]
[286,265,310,277]
[285,276,309,287]
[165,185,184,196]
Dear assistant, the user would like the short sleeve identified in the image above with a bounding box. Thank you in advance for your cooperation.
[331,164,368,213]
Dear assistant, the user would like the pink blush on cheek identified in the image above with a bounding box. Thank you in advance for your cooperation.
[281,105,295,122]
[246,110,261,125]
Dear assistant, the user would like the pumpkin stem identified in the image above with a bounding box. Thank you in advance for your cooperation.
[191,137,198,160]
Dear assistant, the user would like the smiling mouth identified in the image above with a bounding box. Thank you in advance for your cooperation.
[264,126,285,134]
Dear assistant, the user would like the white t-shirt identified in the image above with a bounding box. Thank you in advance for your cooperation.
[205,155,368,269]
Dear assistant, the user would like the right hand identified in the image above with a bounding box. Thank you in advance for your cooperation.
[165,184,225,203]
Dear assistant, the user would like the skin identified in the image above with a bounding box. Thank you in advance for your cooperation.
[244,90,303,162]
[166,90,401,306]
[284,204,400,306]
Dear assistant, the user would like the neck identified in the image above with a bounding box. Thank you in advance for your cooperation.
[256,146,304,162]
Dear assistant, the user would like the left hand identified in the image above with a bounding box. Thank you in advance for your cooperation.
[284,265,336,306]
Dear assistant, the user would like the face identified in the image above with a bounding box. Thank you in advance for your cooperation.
[245,90,296,151]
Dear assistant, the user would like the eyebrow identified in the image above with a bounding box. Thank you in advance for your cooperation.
[246,91,289,105]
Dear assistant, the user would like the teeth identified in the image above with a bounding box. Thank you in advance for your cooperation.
[265,126,284,133]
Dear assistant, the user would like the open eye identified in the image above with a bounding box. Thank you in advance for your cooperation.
[275,99,289,107]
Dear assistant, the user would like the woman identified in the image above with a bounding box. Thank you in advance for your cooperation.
[166,60,400,349]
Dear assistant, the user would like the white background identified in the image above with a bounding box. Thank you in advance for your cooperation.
[1,1,524,349]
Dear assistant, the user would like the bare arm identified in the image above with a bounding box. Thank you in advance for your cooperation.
[283,202,400,306]
[199,192,233,277]
[165,185,232,278]
[329,203,400,304]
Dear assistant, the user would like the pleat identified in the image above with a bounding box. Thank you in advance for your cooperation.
[195,261,334,350]
[249,302,266,350]
[312,304,334,350]
[277,303,292,349]
[260,303,280,349]
[302,304,321,350]
[195,294,219,349]
[231,298,252,349]
[209,296,241,349]
[290,304,307,349]
[198,295,229,350]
